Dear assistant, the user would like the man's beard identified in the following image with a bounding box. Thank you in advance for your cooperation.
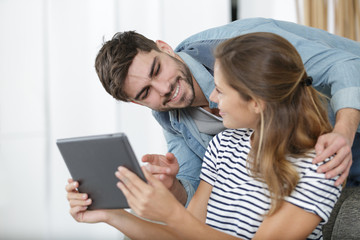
[157,55,195,112]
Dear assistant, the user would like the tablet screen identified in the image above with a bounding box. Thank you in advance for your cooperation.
[57,133,145,209]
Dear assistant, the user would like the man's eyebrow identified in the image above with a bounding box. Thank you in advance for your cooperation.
[149,56,158,78]
[134,56,158,101]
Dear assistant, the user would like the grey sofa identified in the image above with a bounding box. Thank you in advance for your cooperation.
[323,187,360,240]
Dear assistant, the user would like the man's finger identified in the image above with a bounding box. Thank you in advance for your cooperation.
[141,154,163,164]
[165,152,176,164]
[321,154,349,177]
[145,164,171,174]
[317,148,349,173]
[334,162,351,186]
[313,142,342,164]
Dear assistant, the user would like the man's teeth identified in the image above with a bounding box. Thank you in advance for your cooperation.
[171,84,180,100]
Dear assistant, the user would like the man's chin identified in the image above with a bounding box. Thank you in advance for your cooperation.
[157,99,194,112]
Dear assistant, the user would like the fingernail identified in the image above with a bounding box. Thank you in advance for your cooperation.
[82,194,87,199]
[73,182,77,186]
[86,198,91,203]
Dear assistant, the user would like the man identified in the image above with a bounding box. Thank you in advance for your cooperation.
[95,18,360,206]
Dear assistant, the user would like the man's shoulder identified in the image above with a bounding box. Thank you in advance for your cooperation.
[175,18,272,52]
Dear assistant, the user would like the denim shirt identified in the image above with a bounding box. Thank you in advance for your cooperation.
[153,18,360,206]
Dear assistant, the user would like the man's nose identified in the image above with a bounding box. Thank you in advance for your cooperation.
[152,78,171,96]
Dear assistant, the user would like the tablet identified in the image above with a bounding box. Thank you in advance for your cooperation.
[56,133,145,209]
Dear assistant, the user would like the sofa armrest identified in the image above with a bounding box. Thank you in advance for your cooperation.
[323,187,360,240]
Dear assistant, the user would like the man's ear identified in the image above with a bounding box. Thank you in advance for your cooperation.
[155,40,176,57]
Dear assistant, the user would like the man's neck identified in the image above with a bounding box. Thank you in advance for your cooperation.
[175,53,217,114]
[191,77,210,108]
[190,78,220,117]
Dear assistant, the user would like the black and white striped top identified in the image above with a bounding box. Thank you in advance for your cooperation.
[200,128,342,240]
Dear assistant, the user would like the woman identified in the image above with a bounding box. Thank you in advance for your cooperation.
[66,32,341,239]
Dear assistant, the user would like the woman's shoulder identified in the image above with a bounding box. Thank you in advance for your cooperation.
[217,128,253,140]
[287,151,337,180]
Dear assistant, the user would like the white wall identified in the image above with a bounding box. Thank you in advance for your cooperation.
[0,0,299,239]
[0,0,230,239]
[239,0,297,23]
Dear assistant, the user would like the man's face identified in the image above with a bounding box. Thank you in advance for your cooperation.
[123,50,195,111]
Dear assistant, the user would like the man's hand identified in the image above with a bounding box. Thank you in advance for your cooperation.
[313,133,352,186]
[313,108,360,186]
[142,153,188,205]
[142,153,179,190]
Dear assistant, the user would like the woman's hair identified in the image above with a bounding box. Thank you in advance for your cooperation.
[214,32,332,215]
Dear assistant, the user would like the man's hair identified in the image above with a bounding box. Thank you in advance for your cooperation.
[95,31,160,101]
[215,32,332,215]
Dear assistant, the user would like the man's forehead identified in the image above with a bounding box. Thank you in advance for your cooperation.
[127,51,153,78]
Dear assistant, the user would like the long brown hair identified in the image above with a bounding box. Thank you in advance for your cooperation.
[214,32,332,215]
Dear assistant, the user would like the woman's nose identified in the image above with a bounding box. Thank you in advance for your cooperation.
[209,88,218,103]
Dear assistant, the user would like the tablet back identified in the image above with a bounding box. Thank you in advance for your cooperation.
[57,133,145,209]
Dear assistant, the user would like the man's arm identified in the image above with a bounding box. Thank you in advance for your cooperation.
[313,108,360,185]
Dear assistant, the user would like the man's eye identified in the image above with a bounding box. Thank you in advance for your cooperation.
[142,88,150,99]
[155,64,160,76]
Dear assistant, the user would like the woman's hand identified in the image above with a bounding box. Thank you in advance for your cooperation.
[115,166,184,223]
[66,179,114,223]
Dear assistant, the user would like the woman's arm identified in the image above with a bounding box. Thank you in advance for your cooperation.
[253,201,321,240]
[66,179,181,240]
[116,166,243,240]
[186,181,213,222]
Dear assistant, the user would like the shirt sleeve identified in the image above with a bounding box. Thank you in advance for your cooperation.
[285,157,342,223]
[162,128,202,207]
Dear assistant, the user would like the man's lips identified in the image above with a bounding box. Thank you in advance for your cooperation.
[169,82,180,102]
[164,79,181,105]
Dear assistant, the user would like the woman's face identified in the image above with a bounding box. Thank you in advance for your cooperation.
[210,61,260,130]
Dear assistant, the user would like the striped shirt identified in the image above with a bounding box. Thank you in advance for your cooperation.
[200,128,342,240]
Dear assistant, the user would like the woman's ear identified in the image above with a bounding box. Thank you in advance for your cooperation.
[155,40,176,57]
[250,99,265,114]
